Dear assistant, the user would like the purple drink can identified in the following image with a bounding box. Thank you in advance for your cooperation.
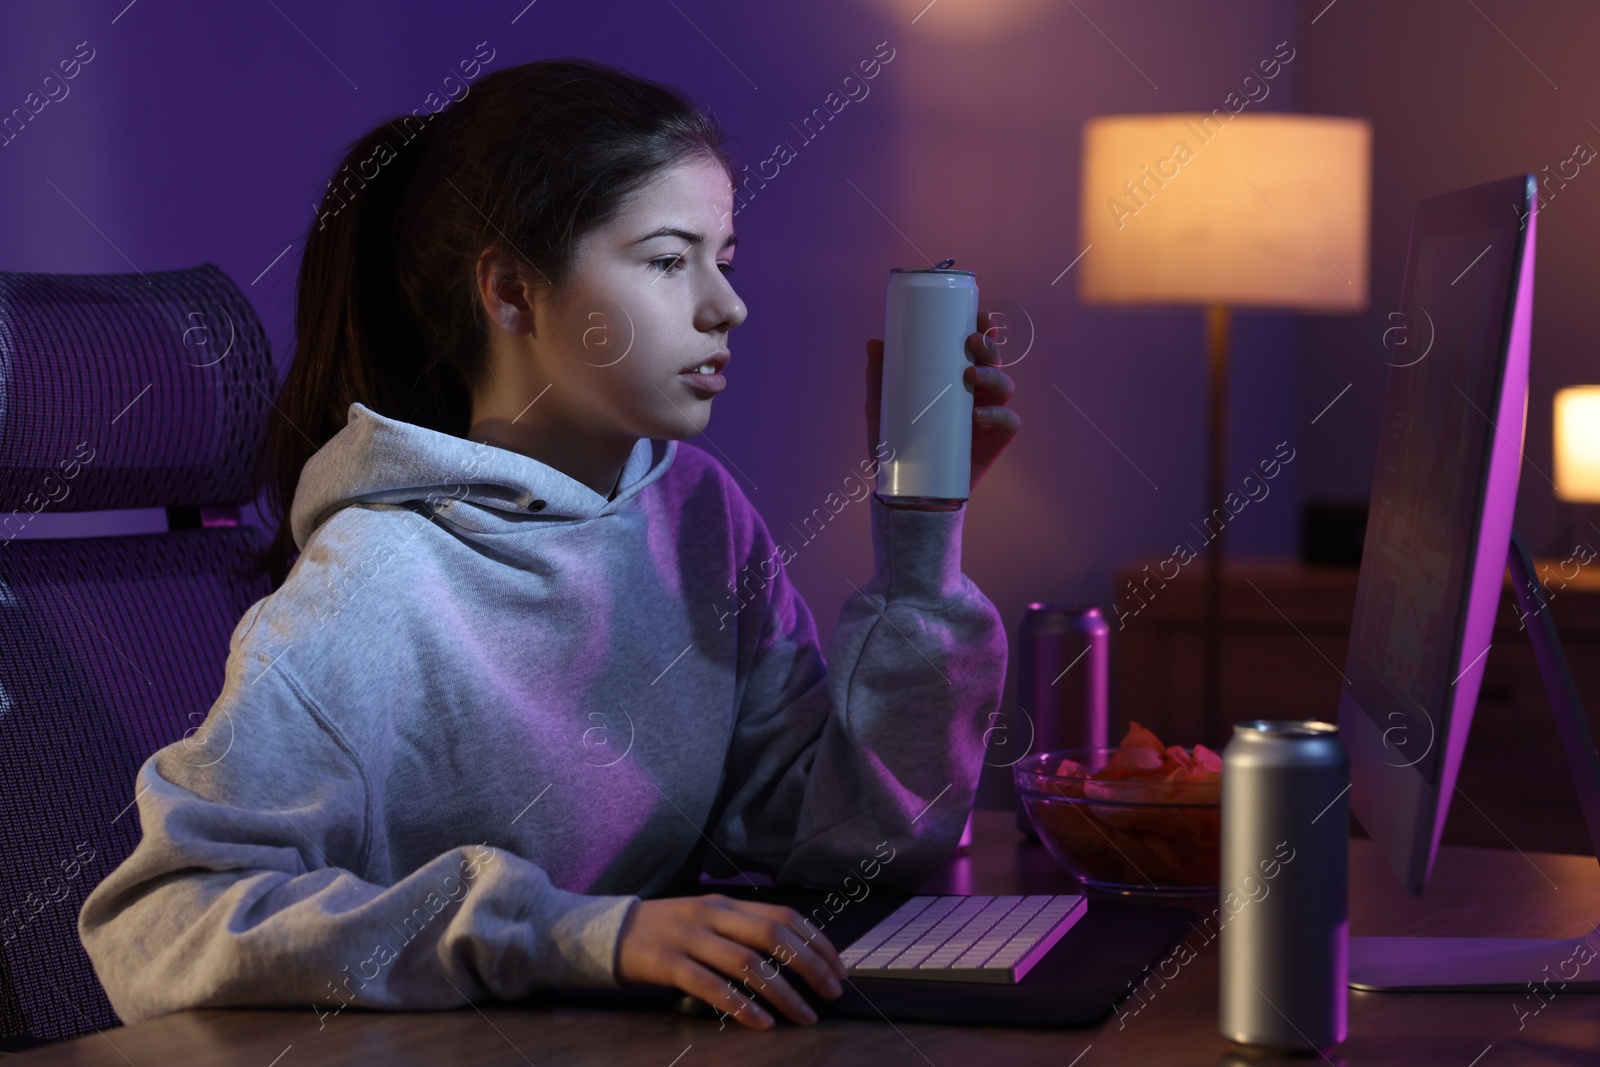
[876,263,978,506]
[1014,604,1110,835]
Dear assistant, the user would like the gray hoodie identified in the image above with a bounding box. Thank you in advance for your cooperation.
[77,400,1007,1025]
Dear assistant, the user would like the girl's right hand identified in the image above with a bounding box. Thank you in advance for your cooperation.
[613,893,848,1030]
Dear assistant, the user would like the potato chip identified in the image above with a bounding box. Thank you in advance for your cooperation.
[1054,757,1090,778]
[1120,721,1167,755]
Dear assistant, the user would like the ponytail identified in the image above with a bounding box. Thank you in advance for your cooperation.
[246,58,737,589]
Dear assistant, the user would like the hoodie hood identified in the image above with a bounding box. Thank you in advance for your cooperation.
[289,401,676,550]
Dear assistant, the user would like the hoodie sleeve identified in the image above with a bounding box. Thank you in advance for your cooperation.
[704,491,1008,893]
[77,637,638,1027]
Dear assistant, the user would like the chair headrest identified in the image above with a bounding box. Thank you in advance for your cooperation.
[0,263,276,511]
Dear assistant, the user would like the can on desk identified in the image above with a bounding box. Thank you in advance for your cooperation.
[876,261,978,507]
[1218,720,1349,1053]
[1013,604,1110,835]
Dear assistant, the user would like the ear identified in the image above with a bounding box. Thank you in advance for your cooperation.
[476,248,535,335]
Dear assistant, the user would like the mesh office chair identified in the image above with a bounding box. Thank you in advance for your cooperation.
[0,264,276,1049]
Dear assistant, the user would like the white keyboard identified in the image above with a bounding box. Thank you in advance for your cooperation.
[839,894,1088,984]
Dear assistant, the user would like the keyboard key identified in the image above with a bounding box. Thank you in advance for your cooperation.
[918,898,1026,968]
[838,897,934,965]
[888,897,997,969]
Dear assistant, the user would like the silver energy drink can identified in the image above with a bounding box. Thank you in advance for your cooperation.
[1014,604,1110,835]
[876,263,978,505]
[1219,720,1349,1053]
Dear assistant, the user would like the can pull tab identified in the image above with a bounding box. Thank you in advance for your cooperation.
[933,258,956,270]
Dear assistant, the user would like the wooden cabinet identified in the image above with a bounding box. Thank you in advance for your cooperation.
[1111,556,1600,856]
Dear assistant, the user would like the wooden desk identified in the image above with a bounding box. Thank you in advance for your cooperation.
[15,811,1600,1066]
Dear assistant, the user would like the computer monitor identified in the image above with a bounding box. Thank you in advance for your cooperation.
[1337,173,1537,892]
[1337,174,1600,990]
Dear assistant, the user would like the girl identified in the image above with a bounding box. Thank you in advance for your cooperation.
[78,57,1020,1032]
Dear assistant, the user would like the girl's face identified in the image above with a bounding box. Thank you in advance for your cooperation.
[514,155,747,443]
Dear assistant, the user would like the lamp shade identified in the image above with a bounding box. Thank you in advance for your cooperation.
[1554,386,1600,503]
[1078,113,1371,310]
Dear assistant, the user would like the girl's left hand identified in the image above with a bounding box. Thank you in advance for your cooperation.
[865,309,1022,495]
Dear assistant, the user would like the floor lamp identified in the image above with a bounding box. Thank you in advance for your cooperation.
[1554,386,1600,553]
[1077,113,1371,744]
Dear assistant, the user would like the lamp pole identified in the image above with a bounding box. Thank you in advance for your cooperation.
[1204,304,1230,745]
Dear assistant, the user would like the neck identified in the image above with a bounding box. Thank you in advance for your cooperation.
[467,406,633,500]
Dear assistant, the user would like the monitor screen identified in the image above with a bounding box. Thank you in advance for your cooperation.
[1344,228,1518,786]
[1337,173,1536,894]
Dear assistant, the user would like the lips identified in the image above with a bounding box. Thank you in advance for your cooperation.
[680,352,730,375]
[678,352,729,396]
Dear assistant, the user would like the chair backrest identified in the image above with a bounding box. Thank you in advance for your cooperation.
[0,264,276,1048]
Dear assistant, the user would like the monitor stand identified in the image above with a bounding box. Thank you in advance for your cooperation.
[1349,532,1600,992]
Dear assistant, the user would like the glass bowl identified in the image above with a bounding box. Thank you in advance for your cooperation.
[1013,747,1221,895]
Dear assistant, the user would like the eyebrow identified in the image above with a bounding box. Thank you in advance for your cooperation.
[630,226,739,250]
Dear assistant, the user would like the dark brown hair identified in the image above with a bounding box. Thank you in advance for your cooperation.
[247,57,739,589]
